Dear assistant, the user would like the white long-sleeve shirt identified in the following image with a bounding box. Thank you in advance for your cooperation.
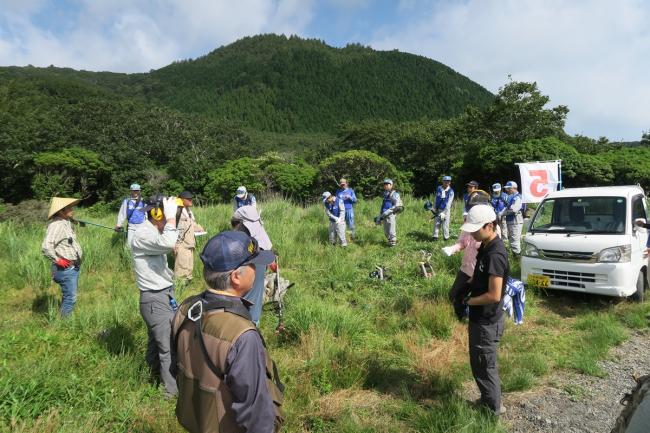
[129,219,178,292]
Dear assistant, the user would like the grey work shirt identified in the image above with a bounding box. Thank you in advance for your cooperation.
[129,219,178,291]
[204,292,277,433]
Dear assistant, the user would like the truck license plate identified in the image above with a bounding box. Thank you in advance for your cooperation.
[527,274,550,288]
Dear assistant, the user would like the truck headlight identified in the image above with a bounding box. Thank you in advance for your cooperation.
[523,241,540,257]
[597,245,631,263]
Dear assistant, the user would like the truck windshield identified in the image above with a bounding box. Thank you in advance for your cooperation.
[529,196,626,234]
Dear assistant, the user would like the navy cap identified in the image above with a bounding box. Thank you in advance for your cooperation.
[200,231,275,272]
[179,190,193,199]
[466,180,479,187]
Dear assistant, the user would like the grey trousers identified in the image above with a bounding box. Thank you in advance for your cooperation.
[139,286,178,396]
[383,214,396,245]
[507,222,523,254]
[433,208,451,239]
[329,220,348,246]
[469,316,505,414]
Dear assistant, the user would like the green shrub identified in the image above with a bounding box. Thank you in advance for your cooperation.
[265,161,317,202]
[204,157,264,203]
[317,150,411,198]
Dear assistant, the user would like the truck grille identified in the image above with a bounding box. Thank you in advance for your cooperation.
[534,268,608,289]
[539,249,595,262]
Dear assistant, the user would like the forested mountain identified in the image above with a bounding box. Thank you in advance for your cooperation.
[0,34,494,132]
[144,34,494,131]
[1,34,647,208]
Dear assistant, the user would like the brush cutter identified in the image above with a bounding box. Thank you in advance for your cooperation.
[369,265,391,281]
[72,218,117,231]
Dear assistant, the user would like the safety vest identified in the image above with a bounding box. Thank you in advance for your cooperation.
[381,190,397,214]
[506,193,523,223]
[326,199,342,218]
[491,193,508,213]
[234,194,255,209]
[172,294,284,433]
[125,199,145,225]
[436,186,453,210]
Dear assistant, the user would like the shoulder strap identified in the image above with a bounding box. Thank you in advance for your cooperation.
[173,295,255,381]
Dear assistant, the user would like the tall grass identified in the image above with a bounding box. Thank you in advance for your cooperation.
[1,197,648,432]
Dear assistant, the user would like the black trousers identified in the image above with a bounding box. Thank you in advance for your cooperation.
[468,316,505,414]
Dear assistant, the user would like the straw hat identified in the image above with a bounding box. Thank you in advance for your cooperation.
[48,197,80,219]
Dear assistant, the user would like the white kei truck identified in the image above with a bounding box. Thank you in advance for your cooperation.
[521,185,649,301]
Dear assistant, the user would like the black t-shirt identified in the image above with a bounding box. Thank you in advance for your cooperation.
[469,235,509,324]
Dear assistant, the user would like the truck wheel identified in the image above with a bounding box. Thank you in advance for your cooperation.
[631,271,645,302]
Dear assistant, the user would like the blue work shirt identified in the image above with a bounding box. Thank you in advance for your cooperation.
[335,187,357,210]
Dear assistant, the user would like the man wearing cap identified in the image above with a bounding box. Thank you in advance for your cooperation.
[490,183,509,238]
[322,191,348,247]
[233,186,257,211]
[503,181,524,256]
[42,197,83,317]
[460,204,509,416]
[463,181,479,218]
[335,178,358,240]
[433,175,455,241]
[172,231,284,433]
[231,205,274,326]
[377,179,403,247]
[130,195,179,397]
[174,190,198,281]
[115,183,146,242]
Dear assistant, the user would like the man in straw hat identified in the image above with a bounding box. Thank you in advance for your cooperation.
[42,197,83,317]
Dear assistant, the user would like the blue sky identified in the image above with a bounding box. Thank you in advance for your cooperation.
[0,0,648,141]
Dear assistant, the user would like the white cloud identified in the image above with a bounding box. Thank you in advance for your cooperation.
[0,0,315,72]
[369,0,650,141]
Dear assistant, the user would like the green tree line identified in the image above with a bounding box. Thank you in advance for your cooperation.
[1,36,648,208]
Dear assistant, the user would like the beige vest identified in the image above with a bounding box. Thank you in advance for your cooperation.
[177,209,196,249]
[172,298,284,433]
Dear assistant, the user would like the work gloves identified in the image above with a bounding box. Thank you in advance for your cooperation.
[441,246,454,257]
[163,197,178,220]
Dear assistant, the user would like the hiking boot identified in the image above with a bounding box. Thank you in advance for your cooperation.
[471,399,506,416]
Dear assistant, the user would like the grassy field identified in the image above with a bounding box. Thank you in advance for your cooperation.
[1,197,649,433]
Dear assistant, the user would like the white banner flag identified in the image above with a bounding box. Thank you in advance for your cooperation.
[517,161,560,203]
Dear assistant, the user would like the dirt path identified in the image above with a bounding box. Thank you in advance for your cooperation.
[498,329,650,433]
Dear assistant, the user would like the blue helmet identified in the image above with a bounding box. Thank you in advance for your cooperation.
[442,175,452,181]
